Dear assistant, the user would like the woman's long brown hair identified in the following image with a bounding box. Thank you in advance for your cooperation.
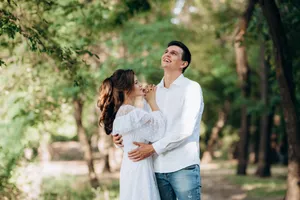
[97,69,135,134]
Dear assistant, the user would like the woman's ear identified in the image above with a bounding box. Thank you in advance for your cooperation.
[124,90,131,97]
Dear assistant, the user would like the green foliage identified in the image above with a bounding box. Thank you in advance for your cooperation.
[279,1,300,114]
[0,0,157,194]
[1,0,299,196]
[118,18,181,83]
[0,119,26,197]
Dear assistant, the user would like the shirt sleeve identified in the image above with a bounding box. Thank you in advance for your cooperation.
[152,83,204,155]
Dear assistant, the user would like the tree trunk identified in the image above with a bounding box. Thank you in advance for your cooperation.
[253,118,260,164]
[234,0,257,175]
[256,43,273,177]
[98,126,113,173]
[280,129,288,165]
[74,99,99,188]
[259,0,300,198]
[202,101,230,163]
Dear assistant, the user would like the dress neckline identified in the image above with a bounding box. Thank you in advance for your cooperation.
[121,104,134,107]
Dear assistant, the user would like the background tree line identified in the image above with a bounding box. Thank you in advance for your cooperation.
[1,0,300,199]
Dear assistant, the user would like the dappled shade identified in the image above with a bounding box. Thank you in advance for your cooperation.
[1,0,299,199]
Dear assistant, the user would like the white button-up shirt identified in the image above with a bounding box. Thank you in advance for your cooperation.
[146,74,204,173]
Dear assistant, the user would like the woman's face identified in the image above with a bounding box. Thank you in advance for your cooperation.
[130,75,144,97]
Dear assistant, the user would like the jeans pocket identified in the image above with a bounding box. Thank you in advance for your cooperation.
[183,164,198,171]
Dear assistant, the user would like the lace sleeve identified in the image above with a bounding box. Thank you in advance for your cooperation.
[112,105,166,142]
[137,110,166,143]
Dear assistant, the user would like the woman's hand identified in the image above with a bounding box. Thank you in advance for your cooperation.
[112,134,124,147]
[143,84,159,111]
[144,84,156,103]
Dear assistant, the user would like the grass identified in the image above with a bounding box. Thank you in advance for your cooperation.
[211,160,288,199]
[40,175,119,200]
[226,174,286,199]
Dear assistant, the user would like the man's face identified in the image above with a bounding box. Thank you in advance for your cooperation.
[161,45,187,72]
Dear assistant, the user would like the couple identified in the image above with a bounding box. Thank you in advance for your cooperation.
[98,41,204,200]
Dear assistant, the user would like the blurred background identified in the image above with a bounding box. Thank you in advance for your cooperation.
[1,0,300,199]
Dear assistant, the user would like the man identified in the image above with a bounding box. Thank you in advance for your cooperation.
[113,41,204,200]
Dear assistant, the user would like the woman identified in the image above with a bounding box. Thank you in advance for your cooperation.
[97,69,165,200]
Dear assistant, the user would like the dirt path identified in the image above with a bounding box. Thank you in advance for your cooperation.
[22,161,283,200]
[201,163,248,200]
[200,163,283,200]
[40,161,248,199]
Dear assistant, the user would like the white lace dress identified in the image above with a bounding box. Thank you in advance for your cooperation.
[112,104,166,200]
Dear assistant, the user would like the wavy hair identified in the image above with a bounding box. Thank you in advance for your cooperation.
[97,69,135,134]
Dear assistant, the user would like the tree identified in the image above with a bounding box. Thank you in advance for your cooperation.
[0,0,153,191]
[234,0,258,175]
[202,101,230,163]
[259,0,300,198]
[255,41,273,177]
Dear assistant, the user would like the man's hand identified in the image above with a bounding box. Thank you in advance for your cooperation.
[112,134,124,147]
[128,142,155,162]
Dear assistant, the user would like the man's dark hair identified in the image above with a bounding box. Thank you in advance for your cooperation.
[168,41,191,73]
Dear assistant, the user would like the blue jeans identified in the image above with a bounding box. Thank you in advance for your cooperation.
[155,164,201,200]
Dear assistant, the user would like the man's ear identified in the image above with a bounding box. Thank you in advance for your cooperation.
[180,61,188,69]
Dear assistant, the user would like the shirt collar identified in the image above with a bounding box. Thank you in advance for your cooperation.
[157,74,185,88]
